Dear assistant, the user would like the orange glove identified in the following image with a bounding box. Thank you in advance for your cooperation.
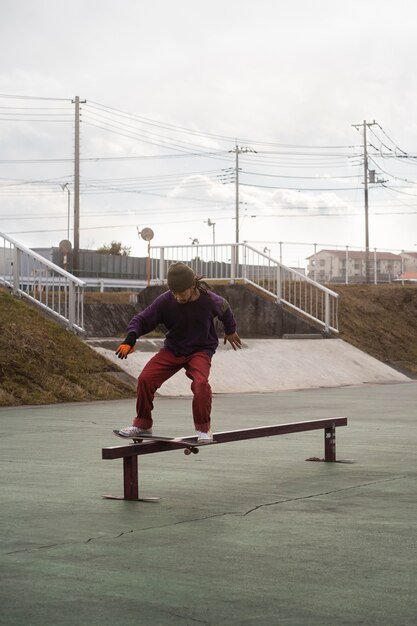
[115,343,135,359]
[115,333,137,359]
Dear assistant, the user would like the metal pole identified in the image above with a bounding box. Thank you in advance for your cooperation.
[67,187,70,241]
[72,96,86,275]
[353,120,377,283]
[147,241,151,287]
[374,248,377,285]
[324,425,336,462]
[60,183,71,241]
[73,97,80,275]
[159,247,165,283]
[235,144,239,248]
[235,145,239,269]
[363,120,370,283]
[207,218,216,262]
[12,247,20,295]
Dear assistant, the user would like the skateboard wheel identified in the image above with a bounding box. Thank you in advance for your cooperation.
[184,448,192,456]
[192,447,199,454]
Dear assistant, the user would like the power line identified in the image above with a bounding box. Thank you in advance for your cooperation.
[87,100,361,150]
[239,182,363,192]
[0,93,72,101]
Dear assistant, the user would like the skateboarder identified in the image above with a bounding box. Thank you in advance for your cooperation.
[115,262,241,443]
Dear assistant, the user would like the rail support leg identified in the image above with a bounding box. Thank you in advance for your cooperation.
[124,456,139,500]
[103,455,160,502]
[324,425,336,462]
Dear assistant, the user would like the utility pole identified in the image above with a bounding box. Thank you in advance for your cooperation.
[234,146,240,247]
[352,119,377,283]
[228,143,257,268]
[72,96,86,275]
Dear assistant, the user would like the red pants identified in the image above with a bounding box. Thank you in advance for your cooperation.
[133,349,212,432]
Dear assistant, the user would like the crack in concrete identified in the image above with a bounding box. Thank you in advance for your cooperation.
[5,475,407,555]
[6,541,76,555]
[164,610,211,625]
[242,475,407,516]
[5,512,239,556]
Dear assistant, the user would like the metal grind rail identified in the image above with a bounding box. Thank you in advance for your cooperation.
[102,417,348,502]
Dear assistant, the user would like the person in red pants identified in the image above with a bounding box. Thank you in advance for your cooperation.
[115,262,241,442]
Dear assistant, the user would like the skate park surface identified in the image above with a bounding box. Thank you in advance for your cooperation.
[1,381,417,626]
[90,337,410,394]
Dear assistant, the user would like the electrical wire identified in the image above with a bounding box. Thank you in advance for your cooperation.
[0,94,72,101]
[87,100,361,150]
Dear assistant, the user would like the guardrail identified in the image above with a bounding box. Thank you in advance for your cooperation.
[0,232,85,333]
[150,243,339,334]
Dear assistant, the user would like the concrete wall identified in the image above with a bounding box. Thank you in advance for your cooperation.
[83,284,320,338]
[83,303,138,337]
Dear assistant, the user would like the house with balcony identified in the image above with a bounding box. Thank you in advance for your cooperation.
[306,249,403,284]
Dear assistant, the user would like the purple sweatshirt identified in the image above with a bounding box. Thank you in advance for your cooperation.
[127,290,237,357]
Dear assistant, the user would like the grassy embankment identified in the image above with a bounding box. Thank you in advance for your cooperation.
[0,289,135,407]
[333,284,417,378]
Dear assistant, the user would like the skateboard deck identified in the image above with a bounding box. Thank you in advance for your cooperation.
[112,430,215,455]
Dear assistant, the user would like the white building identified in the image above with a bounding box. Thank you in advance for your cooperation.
[306,249,403,284]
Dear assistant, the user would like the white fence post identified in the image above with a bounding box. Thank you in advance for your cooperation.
[159,247,165,283]
[325,292,330,333]
[68,282,75,329]
[276,265,282,303]
[12,247,20,295]
[230,245,236,284]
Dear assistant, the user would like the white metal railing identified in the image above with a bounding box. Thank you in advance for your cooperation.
[150,243,338,334]
[0,232,85,333]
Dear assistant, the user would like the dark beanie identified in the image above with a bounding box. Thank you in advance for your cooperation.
[167,262,196,292]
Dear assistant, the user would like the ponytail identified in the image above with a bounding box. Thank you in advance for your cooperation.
[195,275,212,294]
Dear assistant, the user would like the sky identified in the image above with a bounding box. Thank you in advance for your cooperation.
[1,0,417,268]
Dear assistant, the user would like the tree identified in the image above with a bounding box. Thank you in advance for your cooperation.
[96,241,131,256]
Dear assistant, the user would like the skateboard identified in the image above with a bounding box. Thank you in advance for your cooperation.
[112,430,215,455]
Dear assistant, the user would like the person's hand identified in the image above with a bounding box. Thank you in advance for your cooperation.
[115,333,137,359]
[115,343,135,359]
[224,332,242,351]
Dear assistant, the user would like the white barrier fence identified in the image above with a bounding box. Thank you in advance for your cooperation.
[150,243,339,334]
[0,232,85,333]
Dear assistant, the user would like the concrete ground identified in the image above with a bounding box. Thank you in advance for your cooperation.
[89,338,410,395]
[1,381,417,625]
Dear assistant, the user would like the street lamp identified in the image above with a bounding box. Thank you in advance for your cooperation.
[206,219,216,246]
[60,183,71,240]
[138,227,154,287]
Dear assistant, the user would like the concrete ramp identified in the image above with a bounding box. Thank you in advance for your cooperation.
[90,338,410,395]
